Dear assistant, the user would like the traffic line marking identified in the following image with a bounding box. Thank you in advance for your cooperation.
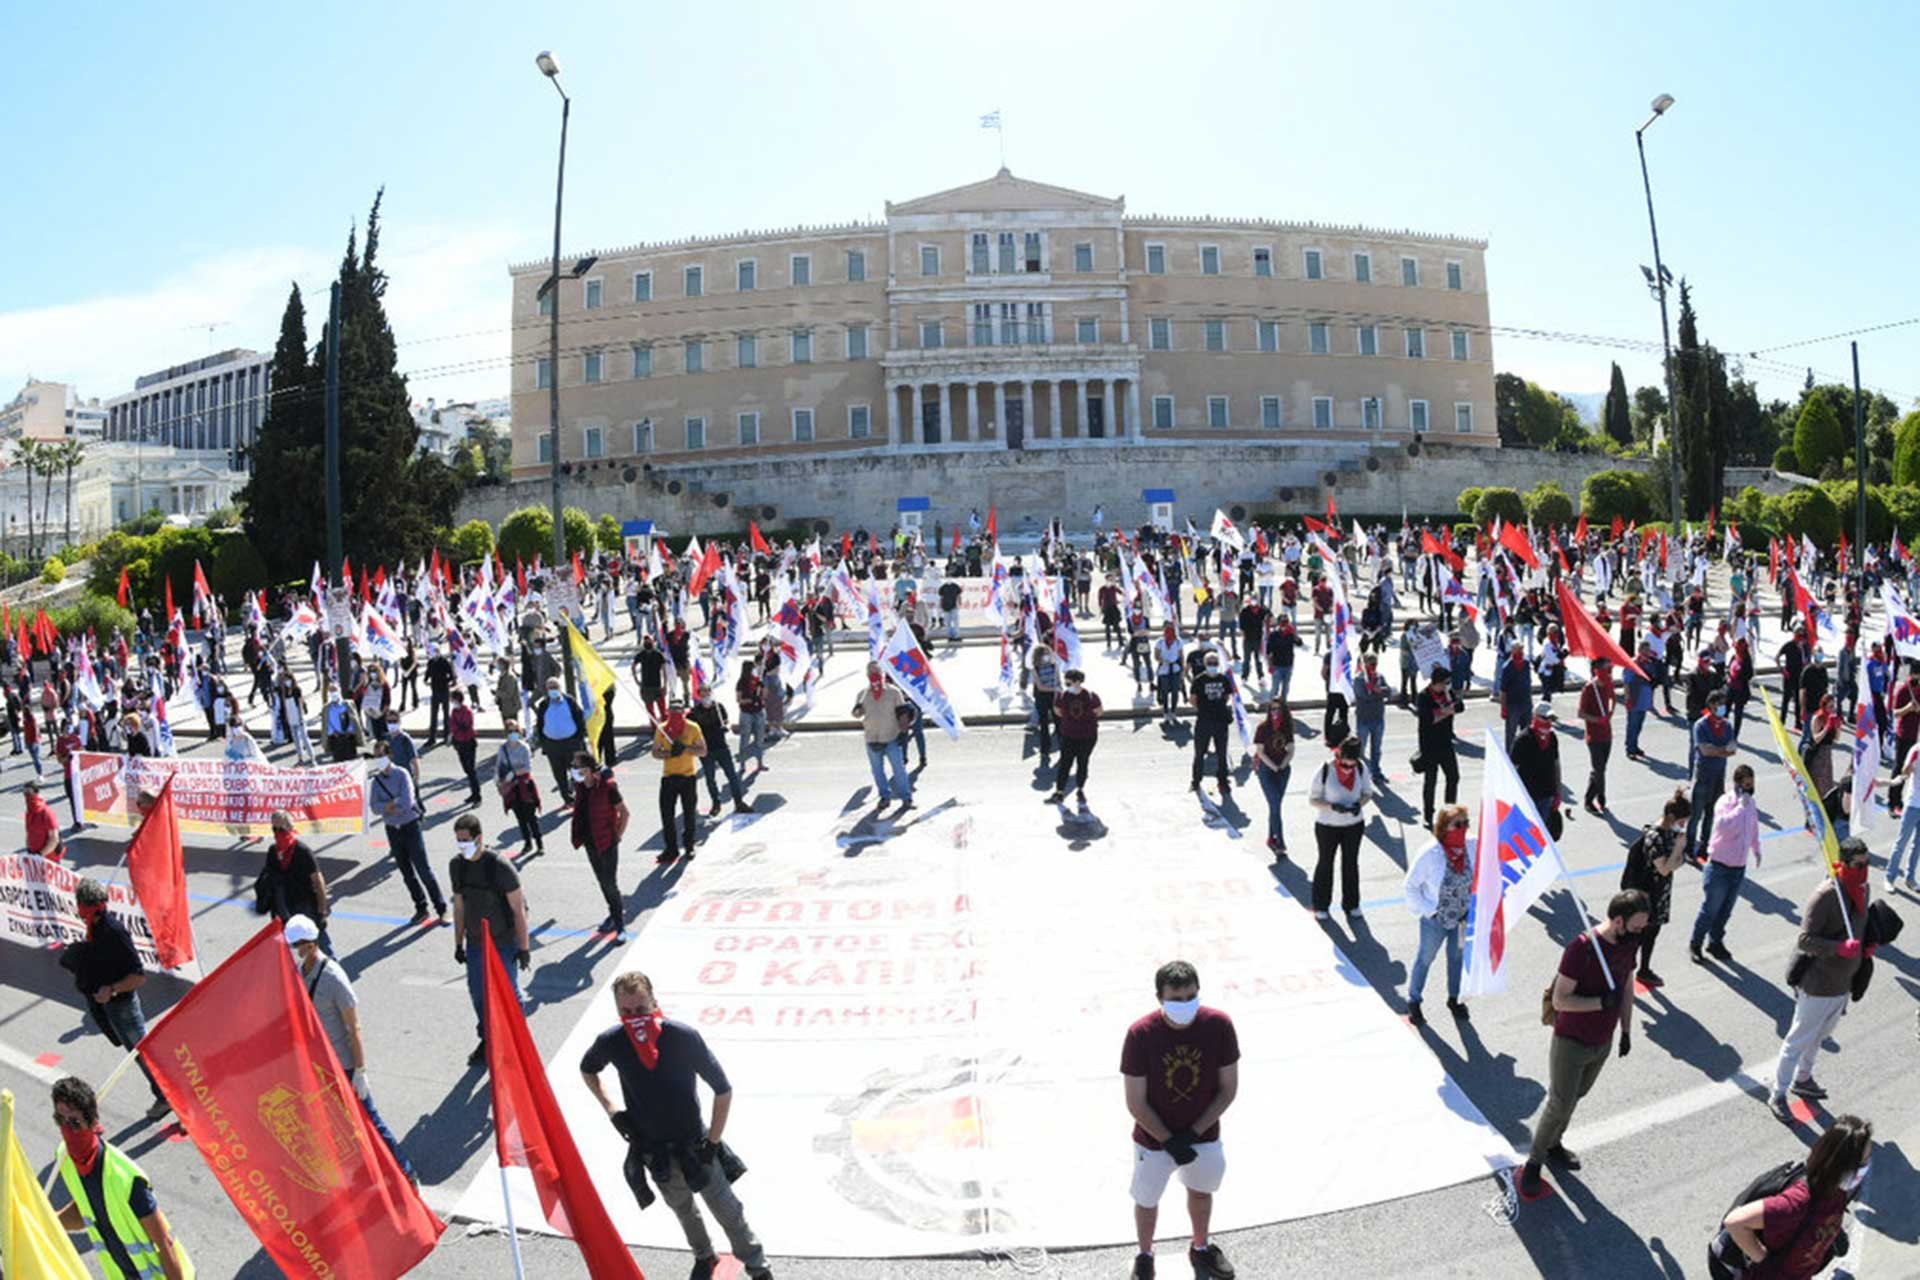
[0,1041,67,1084]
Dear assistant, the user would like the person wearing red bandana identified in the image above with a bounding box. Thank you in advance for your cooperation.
[571,749,635,938]
[1402,805,1473,1025]
[648,699,705,865]
[1509,702,1564,840]
[1769,838,1874,1121]
[581,972,773,1280]
[59,878,171,1120]
[1578,657,1615,816]
[253,809,331,954]
[1307,735,1375,919]
[50,1075,193,1279]
[24,778,65,864]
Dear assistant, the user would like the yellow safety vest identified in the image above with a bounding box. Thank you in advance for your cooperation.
[57,1141,194,1280]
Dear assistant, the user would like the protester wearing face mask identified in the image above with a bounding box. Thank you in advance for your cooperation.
[1153,623,1187,727]
[1769,838,1874,1122]
[1307,734,1375,920]
[254,809,331,954]
[60,878,173,1120]
[1691,763,1762,962]
[49,1075,193,1279]
[852,661,913,811]
[1509,702,1564,840]
[449,812,531,1066]
[688,686,751,818]
[1402,804,1473,1025]
[369,741,447,925]
[1414,666,1463,828]
[1049,668,1103,806]
[1188,652,1234,800]
[1517,889,1648,1198]
[533,676,588,803]
[1119,960,1240,1280]
[1617,790,1690,987]
[1716,1113,1872,1279]
[1578,656,1615,815]
[1688,692,1738,857]
[1253,697,1296,860]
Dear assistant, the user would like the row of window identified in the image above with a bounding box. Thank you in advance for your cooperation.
[1149,395,1474,434]
[549,249,875,315]
[537,325,872,388]
[535,404,875,460]
[1148,318,1472,360]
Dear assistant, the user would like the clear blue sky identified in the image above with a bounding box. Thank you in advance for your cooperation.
[4,0,1916,412]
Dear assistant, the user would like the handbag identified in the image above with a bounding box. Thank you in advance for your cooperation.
[1539,982,1557,1027]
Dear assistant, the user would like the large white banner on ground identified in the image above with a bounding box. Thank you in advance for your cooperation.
[0,853,202,979]
[457,797,1516,1256]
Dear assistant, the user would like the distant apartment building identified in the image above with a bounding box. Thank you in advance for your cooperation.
[505,169,1495,477]
[0,380,108,442]
[104,348,271,468]
[413,396,510,457]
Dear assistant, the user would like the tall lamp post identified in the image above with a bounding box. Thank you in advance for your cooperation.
[1634,92,1687,527]
[536,50,576,697]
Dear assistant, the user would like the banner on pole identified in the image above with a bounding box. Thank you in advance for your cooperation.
[74,754,367,836]
[0,854,201,979]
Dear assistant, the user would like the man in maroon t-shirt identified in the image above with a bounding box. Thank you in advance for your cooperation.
[1119,960,1239,1280]
[1518,889,1647,1197]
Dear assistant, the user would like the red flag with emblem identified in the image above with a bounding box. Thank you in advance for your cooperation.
[750,522,772,556]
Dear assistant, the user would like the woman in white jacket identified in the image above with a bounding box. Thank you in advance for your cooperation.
[1403,803,1473,1026]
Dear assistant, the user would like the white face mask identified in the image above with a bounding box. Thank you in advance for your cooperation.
[455,839,481,861]
[1842,1162,1870,1193]
[1161,997,1201,1027]
[569,768,585,783]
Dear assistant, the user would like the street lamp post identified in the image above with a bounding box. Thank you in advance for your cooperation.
[1634,93,1687,527]
[537,50,576,697]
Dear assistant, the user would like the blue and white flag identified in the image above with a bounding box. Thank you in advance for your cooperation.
[881,620,963,739]
[1462,730,1573,997]
[1853,700,1879,833]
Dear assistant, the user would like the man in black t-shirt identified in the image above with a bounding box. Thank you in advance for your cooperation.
[581,971,773,1279]
[62,877,171,1119]
[1414,666,1463,827]
[448,813,529,1066]
[1189,651,1234,798]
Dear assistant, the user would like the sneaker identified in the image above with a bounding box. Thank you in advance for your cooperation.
[708,803,723,817]
[1689,945,1706,964]
[1768,1094,1795,1122]
[1790,1078,1828,1101]
[1130,1255,1155,1280]
[1447,998,1471,1021]
[408,907,430,925]
[656,852,674,865]
[1545,1144,1581,1170]
[1517,1159,1545,1197]
[1311,909,1330,921]
[688,1258,718,1280]
[1638,970,1665,989]
[1406,1001,1425,1027]
[1706,941,1734,962]
[1345,907,1364,919]
[1189,1243,1235,1279]
[1044,791,1065,804]
[680,851,695,862]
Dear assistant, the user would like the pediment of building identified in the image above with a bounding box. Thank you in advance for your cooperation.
[888,169,1122,216]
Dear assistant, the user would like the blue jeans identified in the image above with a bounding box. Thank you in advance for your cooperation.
[359,1089,416,1180]
[1271,666,1293,701]
[737,711,766,769]
[1256,764,1290,848]
[1687,775,1725,854]
[464,941,522,1038]
[1889,803,1920,882]
[98,994,166,1104]
[1690,861,1747,949]
[1356,717,1384,777]
[1625,704,1648,755]
[1408,915,1462,1003]
[387,820,446,915]
[866,740,912,802]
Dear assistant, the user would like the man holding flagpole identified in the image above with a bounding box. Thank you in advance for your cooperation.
[1769,837,1871,1122]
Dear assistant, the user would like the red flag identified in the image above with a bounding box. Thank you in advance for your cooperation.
[192,558,213,603]
[571,550,586,586]
[1555,580,1646,680]
[1659,531,1669,570]
[126,779,194,970]
[443,555,456,595]
[495,546,507,586]
[750,521,772,556]
[1326,492,1338,524]
[1255,528,1268,556]
[481,934,642,1276]
[1420,529,1464,574]
[359,569,373,606]
[1638,527,1657,561]
[164,576,176,624]
[1706,507,1717,540]
[516,554,528,597]
[16,621,30,659]
[139,922,445,1277]
[429,548,442,585]
[1610,514,1624,540]
[869,532,880,555]
[985,506,998,541]
[372,565,388,591]
[1573,514,1588,543]
[952,527,962,553]
[688,542,723,596]
[840,531,852,560]
[35,608,54,651]
[1303,514,1339,540]
[1838,531,1850,577]
[1555,544,1571,575]
[1768,537,1780,586]
[1497,520,1540,569]
[117,564,131,609]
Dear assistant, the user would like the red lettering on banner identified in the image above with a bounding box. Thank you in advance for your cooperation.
[697,960,737,985]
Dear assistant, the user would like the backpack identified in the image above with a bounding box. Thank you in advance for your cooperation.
[1706,1161,1807,1275]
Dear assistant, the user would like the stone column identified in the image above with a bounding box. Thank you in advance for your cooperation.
[1076,379,1090,442]
[994,382,1008,444]
[886,383,900,449]
[966,382,978,442]
[1128,378,1144,442]
[1107,379,1124,446]
[1048,381,1062,442]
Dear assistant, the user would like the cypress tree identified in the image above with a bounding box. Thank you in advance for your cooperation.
[1603,362,1633,448]
[240,283,328,576]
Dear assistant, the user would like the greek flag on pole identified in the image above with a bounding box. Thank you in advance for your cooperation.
[1884,584,1920,661]
[1462,730,1570,996]
[979,111,1001,129]
[1310,535,1354,699]
[774,594,814,689]
[881,620,963,739]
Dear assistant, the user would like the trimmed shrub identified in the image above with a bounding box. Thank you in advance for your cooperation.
[40,557,65,585]
[1524,482,1574,529]
[1772,444,1799,473]
[1470,487,1526,527]
[1580,470,1656,527]
[1456,487,1485,519]
[1765,486,1841,545]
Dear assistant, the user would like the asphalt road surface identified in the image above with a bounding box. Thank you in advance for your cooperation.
[3,680,1916,1279]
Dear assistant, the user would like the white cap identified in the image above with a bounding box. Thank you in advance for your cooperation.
[284,915,320,946]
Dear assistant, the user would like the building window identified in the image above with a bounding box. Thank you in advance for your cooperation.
[736,335,757,369]
[1200,245,1221,276]
[1150,317,1171,351]
[1146,243,1166,275]
[1074,241,1094,272]
[973,304,995,347]
[1405,328,1425,359]
[792,330,813,364]
[998,231,1016,274]
[634,421,654,453]
[584,278,603,309]
[1410,400,1430,433]
[790,254,811,286]
[920,320,943,348]
[1024,232,1043,272]
[738,412,760,446]
[685,340,705,373]
[685,265,704,297]
[737,259,757,292]
[1353,251,1372,284]
[1076,316,1099,344]
[849,404,872,439]
[1446,260,1463,291]
[1208,396,1230,428]
[535,358,552,390]
[1026,301,1048,343]
[583,425,604,457]
[1204,320,1227,352]
[1455,403,1474,434]
[1258,320,1279,353]
[972,232,990,274]
[1451,329,1470,361]
[633,271,652,302]
[847,325,869,360]
[1261,395,1282,429]
[685,416,706,449]
[1152,396,1174,429]
[1254,247,1273,278]
[1401,256,1419,286]
[1309,322,1330,355]
[793,408,815,442]
[847,249,866,283]
[1358,325,1378,356]
[1304,248,1323,280]
[1000,302,1022,344]
[1362,397,1382,430]
[632,344,652,378]
[921,244,940,276]
[536,431,552,462]
[584,350,603,383]
[1312,397,1333,429]
[538,290,553,317]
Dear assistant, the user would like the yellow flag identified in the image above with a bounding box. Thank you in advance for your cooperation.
[1762,699,1843,879]
[565,620,618,762]
[1,1089,90,1280]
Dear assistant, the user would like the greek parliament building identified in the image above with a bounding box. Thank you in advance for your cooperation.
[506,170,1496,489]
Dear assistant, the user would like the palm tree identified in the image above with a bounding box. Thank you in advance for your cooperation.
[16,440,40,563]
[54,439,86,554]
